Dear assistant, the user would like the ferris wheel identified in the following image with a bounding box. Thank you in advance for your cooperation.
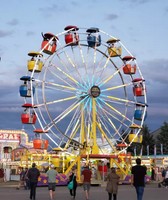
[19,25,147,155]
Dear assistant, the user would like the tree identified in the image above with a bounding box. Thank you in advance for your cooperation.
[141,124,155,155]
[126,124,156,156]
[157,121,168,154]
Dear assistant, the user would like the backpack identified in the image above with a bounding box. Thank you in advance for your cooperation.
[162,170,166,178]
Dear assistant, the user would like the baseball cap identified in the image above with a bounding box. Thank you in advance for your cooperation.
[50,164,55,168]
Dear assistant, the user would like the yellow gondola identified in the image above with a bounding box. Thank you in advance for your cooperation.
[107,38,122,57]
[27,52,43,72]
[128,124,142,143]
[128,133,143,143]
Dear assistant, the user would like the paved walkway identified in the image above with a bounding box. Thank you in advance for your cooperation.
[0,181,167,200]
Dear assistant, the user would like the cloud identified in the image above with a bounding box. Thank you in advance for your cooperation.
[26,31,36,36]
[106,14,118,21]
[143,58,168,85]
[38,3,68,18]
[119,0,152,5]
[0,30,13,38]
[7,19,19,26]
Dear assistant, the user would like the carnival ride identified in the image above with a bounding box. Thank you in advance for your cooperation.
[19,26,147,184]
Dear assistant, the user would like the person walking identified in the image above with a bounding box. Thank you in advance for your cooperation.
[16,167,25,189]
[81,164,92,200]
[106,167,120,200]
[151,167,155,181]
[46,164,59,200]
[24,167,30,190]
[68,168,78,199]
[164,166,168,188]
[27,163,40,200]
[131,158,147,200]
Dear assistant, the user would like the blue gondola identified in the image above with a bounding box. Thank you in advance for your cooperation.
[86,27,101,47]
[19,76,35,97]
[134,102,147,121]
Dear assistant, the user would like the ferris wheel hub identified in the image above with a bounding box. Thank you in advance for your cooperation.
[90,85,101,98]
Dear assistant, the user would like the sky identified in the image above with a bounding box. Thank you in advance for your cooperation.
[0,0,168,137]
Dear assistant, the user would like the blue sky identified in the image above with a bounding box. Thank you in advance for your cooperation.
[0,0,168,135]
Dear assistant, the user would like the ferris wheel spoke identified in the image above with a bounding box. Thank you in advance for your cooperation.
[45,133,61,146]
[100,95,136,111]
[43,81,76,92]
[102,115,125,143]
[37,96,77,107]
[44,86,75,95]
[91,47,99,75]
[101,82,132,92]
[46,67,78,89]
[51,63,79,86]
[43,104,82,144]
[105,95,135,105]
[98,69,121,87]
[94,53,115,84]
[59,109,82,147]
[96,113,116,140]
[98,98,132,124]
[78,44,88,73]
[97,103,130,131]
[61,48,87,85]
[52,98,86,125]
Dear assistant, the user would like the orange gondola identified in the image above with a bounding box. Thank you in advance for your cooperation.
[33,139,49,149]
[122,56,136,74]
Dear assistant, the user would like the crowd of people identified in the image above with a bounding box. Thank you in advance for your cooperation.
[14,162,93,200]
[16,163,40,200]
[11,159,168,200]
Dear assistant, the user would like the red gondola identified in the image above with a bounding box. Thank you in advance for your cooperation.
[64,25,79,46]
[41,33,58,55]
[132,78,145,96]
[21,104,37,124]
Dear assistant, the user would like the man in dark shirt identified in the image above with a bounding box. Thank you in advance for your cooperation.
[131,158,146,200]
[27,163,40,200]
